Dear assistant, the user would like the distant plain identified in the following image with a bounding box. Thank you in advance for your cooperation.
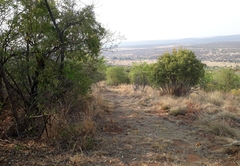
[103,35,240,67]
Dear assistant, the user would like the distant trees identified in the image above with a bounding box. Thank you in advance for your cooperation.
[104,48,240,96]
[105,48,205,96]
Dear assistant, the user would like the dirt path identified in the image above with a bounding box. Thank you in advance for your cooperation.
[87,86,239,166]
[1,85,239,165]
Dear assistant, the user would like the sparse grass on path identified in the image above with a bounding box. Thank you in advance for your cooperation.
[85,83,240,166]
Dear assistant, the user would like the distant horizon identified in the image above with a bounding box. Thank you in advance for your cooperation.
[121,33,240,43]
[118,34,240,47]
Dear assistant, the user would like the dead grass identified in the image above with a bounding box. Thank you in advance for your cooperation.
[120,84,240,141]
[169,105,188,116]
[69,153,92,165]
[42,109,97,151]
[217,111,239,121]
[109,83,240,119]
[40,83,109,151]
[189,91,240,140]
[206,91,225,106]
[223,95,240,114]
[208,121,240,139]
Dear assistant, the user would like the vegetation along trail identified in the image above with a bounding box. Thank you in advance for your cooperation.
[87,83,240,165]
[1,1,240,166]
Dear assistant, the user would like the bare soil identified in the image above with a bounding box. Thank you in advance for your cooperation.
[0,85,240,165]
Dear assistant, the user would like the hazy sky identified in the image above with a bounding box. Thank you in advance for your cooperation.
[91,0,240,41]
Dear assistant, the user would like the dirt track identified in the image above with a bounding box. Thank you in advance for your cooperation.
[88,86,240,166]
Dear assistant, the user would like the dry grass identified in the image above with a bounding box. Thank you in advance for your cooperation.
[188,91,240,139]
[217,111,239,121]
[197,114,239,139]
[108,83,240,115]
[169,105,188,116]
[41,107,97,151]
[223,95,240,114]
[206,91,225,106]
[69,153,92,165]
[208,121,240,139]
[113,83,240,140]
[40,83,108,151]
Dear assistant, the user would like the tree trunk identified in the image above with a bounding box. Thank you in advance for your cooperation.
[44,0,65,73]
[0,61,19,123]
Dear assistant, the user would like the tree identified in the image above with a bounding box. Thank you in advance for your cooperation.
[150,48,205,96]
[0,0,110,137]
[0,0,21,122]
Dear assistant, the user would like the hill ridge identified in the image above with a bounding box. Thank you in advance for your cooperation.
[120,34,240,47]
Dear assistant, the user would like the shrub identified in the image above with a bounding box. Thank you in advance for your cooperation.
[199,70,215,92]
[200,68,240,92]
[213,68,240,92]
[105,66,129,85]
[128,62,150,91]
[150,48,205,96]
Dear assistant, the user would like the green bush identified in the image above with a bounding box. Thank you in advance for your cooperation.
[105,66,129,85]
[199,67,240,92]
[199,70,215,92]
[128,62,150,91]
[150,48,205,96]
[213,68,240,92]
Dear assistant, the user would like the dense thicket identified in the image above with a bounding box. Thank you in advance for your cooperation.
[0,0,108,137]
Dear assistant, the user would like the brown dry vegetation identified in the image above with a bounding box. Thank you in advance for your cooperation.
[1,82,240,165]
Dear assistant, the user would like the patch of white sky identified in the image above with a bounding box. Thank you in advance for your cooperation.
[82,0,240,41]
